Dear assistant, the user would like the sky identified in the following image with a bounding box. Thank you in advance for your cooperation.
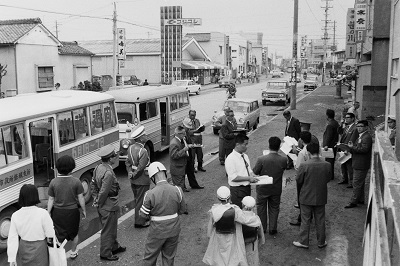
[0,0,354,58]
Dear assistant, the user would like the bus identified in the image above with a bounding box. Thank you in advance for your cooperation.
[105,85,191,160]
[0,90,119,250]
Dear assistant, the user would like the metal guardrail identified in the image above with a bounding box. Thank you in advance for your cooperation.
[363,131,400,265]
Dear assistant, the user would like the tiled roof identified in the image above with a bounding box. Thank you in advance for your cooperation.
[59,41,94,55]
[78,39,161,55]
[185,33,211,42]
[0,18,41,44]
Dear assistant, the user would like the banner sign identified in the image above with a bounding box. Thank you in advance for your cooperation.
[345,8,356,59]
[117,28,126,60]
[355,0,367,43]
[165,18,202,26]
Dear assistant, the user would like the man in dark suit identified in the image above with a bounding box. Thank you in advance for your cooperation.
[283,110,301,169]
[252,136,287,235]
[322,109,339,180]
[337,112,358,186]
[215,107,233,165]
[293,142,331,249]
[344,120,373,208]
[169,126,190,192]
[220,110,238,158]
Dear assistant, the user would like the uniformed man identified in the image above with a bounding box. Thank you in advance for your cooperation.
[92,145,126,261]
[126,125,151,228]
[140,162,187,266]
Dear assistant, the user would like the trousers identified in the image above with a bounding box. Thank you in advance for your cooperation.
[192,147,204,168]
[186,158,200,188]
[98,208,121,257]
[256,194,281,232]
[350,169,368,204]
[131,184,150,225]
[340,159,353,184]
[230,186,251,207]
[171,174,185,189]
[142,234,179,266]
[299,204,326,246]
[219,138,226,163]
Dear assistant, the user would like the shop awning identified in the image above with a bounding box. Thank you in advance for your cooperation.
[180,61,228,70]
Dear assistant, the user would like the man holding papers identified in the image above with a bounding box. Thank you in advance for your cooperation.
[322,109,339,180]
[183,110,206,172]
[252,137,287,235]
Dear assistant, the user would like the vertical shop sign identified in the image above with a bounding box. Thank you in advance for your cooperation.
[345,8,356,59]
[117,28,126,60]
[355,0,367,42]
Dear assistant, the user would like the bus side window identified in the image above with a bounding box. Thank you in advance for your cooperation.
[73,108,88,140]
[0,123,28,168]
[0,129,6,168]
[89,104,103,135]
[139,102,148,121]
[147,100,157,119]
[57,111,76,145]
[170,95,178,111]
[180,93,189,108]
[102,102,116,130]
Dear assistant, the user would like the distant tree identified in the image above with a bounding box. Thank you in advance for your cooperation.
[0,64,7,97]
[77,82,84,90]
[92,81,103,92]
[84,80,92,91]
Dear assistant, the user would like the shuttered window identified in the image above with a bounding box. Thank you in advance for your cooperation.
[38,67,54,89]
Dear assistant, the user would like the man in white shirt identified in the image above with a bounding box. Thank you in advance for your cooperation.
[347,101,360,121]
[225,134,259,207]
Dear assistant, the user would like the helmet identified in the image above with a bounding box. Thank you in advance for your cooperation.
[217,186,231,201]
[148,161,167,178]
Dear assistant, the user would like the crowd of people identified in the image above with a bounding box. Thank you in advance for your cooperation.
[7,98,389,265]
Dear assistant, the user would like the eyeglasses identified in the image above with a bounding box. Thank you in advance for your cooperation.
[356,125,366,128]
[345,116,352,119]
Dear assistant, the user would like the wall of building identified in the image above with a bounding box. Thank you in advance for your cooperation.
[231,45,246,75]
[198,32,227,66]
[356,62,372,117]
[91,54,161,83]
[57,55,92,89]
[0,46,17,96]
[371,39,390,86]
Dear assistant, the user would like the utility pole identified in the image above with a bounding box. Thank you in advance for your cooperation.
[290,0,298,110]
[321,0,332,85]
[112,2,117,87]
[332,20,336,72]
[55,21,59,39]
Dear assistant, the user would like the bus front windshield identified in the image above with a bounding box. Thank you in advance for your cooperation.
[115,103,137,124]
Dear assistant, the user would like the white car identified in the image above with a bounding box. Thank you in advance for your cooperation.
[172,80,201,95]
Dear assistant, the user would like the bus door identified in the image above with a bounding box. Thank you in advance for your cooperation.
[28,117,56,186]
[159,96,169,146]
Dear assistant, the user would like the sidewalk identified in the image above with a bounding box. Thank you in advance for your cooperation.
[69,84,366,266]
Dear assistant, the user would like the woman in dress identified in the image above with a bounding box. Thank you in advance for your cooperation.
[7,184,55,266]
[47,155,86,259]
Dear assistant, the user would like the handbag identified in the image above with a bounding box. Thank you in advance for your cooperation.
[48,238,67,266]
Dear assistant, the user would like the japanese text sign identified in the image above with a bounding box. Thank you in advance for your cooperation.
[165,18,202,26]
[117,28,126,60]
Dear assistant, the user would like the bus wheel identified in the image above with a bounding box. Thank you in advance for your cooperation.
[0,206,17,250]
[80,172,93,204]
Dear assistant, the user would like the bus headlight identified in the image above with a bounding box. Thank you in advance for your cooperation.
[121,139,131,149]
[279,94,284,97]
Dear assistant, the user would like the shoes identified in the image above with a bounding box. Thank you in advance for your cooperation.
[183,188,190,192]
[347,185,353,188]
[183,211,189,215]
[294,204,299,209]
[220,162,225,166]
[134,224,150,228]
[338,181,348,185]
[70,251,78,259]
[191,186,204,189]
[289,221,301,226]
[318,241,328,249]
[100,255,119,261]
[269,230,277,235]
[198,167,206,172]
[194,169,198,173]
[112,246,126,255]
[292,241,309,249]
[344,203,357,209]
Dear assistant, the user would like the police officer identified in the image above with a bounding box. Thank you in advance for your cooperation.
[92,145,126,261]
[140,162,188,266]
[125,125,151,228]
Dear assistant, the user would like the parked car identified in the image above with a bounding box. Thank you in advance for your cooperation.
[262,80,291,106]
[218,77,235,88]
[123,75,141,85]
[290,74,301,83]
[304,75,319,91]
[172,79,201,95]
[272,70,282,78]
[212,98,260,134]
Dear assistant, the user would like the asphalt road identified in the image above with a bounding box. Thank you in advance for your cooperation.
[0,74,312,263]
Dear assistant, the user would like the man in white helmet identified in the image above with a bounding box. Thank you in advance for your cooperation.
[203,186,261,266]
[139,162,187,266]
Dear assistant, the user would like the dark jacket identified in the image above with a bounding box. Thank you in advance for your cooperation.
[350,131,373,170]
[285,116,301,140]
[338,123,359,145]
[92,163,120,211]
[296,157,331,206]
[253,152,287,195]
[169,137,188,176]
[323,119,339,148]
[125,142,150,185]
[221,120,237,150]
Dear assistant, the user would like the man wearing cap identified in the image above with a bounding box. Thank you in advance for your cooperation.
[203,186,261,266]
[140,162,187,266]
[169,126,191,192]
[253,136,287,234]
[345,120,373,208]
[125,125,150,228]
[388,116,396,146]
[183,110,206,172]
[92,145,126,261]
[215,107,235,165]
[225,134,259,207]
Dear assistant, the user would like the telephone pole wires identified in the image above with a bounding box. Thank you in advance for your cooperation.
[290,0,298,110]
[321,0,332,85]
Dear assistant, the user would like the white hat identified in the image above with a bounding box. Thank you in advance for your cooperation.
[147,162,167,178]
[130,125,145,139]
[182,118,192,129]
[217,186,230,201]
[242,196,256,208]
